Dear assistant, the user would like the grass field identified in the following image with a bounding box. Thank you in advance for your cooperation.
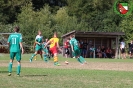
[1,54,133,88]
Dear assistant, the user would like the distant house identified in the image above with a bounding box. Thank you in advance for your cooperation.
[62,30,125,58]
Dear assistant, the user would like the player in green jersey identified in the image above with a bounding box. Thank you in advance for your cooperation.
[42,39,49,62]
[30,30,43,62]
[7,26,24,76]
[69,35,86,65]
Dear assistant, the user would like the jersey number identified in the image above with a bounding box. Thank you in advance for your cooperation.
[12,38,16,44]
[51,40,54,44]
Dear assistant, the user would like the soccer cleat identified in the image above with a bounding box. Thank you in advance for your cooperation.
[44,60,48,63]
[54,62,60,66]
[8,73,11,76]
[29,59,32,62]
[17,74,20,77]
[56,63,60,66]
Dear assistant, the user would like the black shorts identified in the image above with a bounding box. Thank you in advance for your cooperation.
[121,48,125,54]
[65,48,69,55]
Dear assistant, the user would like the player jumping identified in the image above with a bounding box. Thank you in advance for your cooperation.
[69,35,86,65]
[30,30,43,62]
[7,26,24,76]
[45,32,60,66]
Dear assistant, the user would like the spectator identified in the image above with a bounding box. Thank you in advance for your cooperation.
[120,40,126,59]
[101,45,107,58]
[64,39,70,58]
[82,40,88,58]
[79,40,83,56]
[89,45,95,58]
[129,40,133,58]
[96,46,102,58]
[106,47,113,58]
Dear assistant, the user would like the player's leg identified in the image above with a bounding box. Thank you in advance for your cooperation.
[76,49,86,64]
[30,51,37,62]
[8,52,15,76]
[53,53,60,66]
[74,49,82,63]
[16,52,21,76]
[34,55,37,60]
[30,46,42,62]
[43,50,48,62]
[72,51,75,58]
[39,50,43,59]
[51,48,60,66]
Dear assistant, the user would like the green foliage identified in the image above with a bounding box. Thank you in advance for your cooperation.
[0,0,133,45]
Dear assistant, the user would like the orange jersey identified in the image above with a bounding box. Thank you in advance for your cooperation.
[49,37,59,48]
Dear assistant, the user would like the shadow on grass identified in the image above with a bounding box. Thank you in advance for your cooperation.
[0,71,15,73]
[24,75,48,77]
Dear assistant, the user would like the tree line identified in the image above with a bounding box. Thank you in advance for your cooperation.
[0,0,133,45]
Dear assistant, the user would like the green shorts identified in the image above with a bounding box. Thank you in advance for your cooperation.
[35,46,42,51]
[10,52,21,61]
[74,48,81,57]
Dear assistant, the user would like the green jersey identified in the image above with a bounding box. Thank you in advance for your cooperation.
[69,38,79,50]
[7,32,22,52]
[35,35,43,49]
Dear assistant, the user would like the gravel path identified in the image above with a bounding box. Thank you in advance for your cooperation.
[1,60,133,71]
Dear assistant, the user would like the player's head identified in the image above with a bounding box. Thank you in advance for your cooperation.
[38,30,42,35]
[45,38,48,42]
[53,32,57,37]
[70,35,74,39]
[14,26,20,32]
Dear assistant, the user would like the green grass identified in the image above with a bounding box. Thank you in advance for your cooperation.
[1,54,133,88]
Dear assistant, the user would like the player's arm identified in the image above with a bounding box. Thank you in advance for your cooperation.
[35,40,41,45]
[33,42,36,49]
[70,42,74,52]
[20,42,24,54]
[19,34,24,54]
[44,40,51,48]
[7,35,11,47]
[71,45,74,52]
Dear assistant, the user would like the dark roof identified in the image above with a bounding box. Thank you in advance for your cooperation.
[62,30,125,38]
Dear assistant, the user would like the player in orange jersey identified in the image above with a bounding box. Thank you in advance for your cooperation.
[44,32,60,66]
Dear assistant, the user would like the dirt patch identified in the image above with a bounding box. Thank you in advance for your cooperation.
[1,60,133,71]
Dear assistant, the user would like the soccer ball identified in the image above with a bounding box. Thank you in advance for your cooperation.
[65,61,69,65]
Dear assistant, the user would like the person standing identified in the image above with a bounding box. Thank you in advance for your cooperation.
[82,40,88,58]
[64,39,70,58]
[129,40,133,58]
[120,40,126,59]
[7,26,24,76]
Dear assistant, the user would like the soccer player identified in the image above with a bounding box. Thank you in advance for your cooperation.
[69,35,86,65]
[45,32,60,66]
[7,26,24,76]
[30,30,43,62]
[42,39,49,62]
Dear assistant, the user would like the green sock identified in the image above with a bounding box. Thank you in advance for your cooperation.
[43,54,47,61]
[8,62,12,73]
[17,64,21,75]
[30,54,36,60]
[79,56,85,63]
[77,58,82,63]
